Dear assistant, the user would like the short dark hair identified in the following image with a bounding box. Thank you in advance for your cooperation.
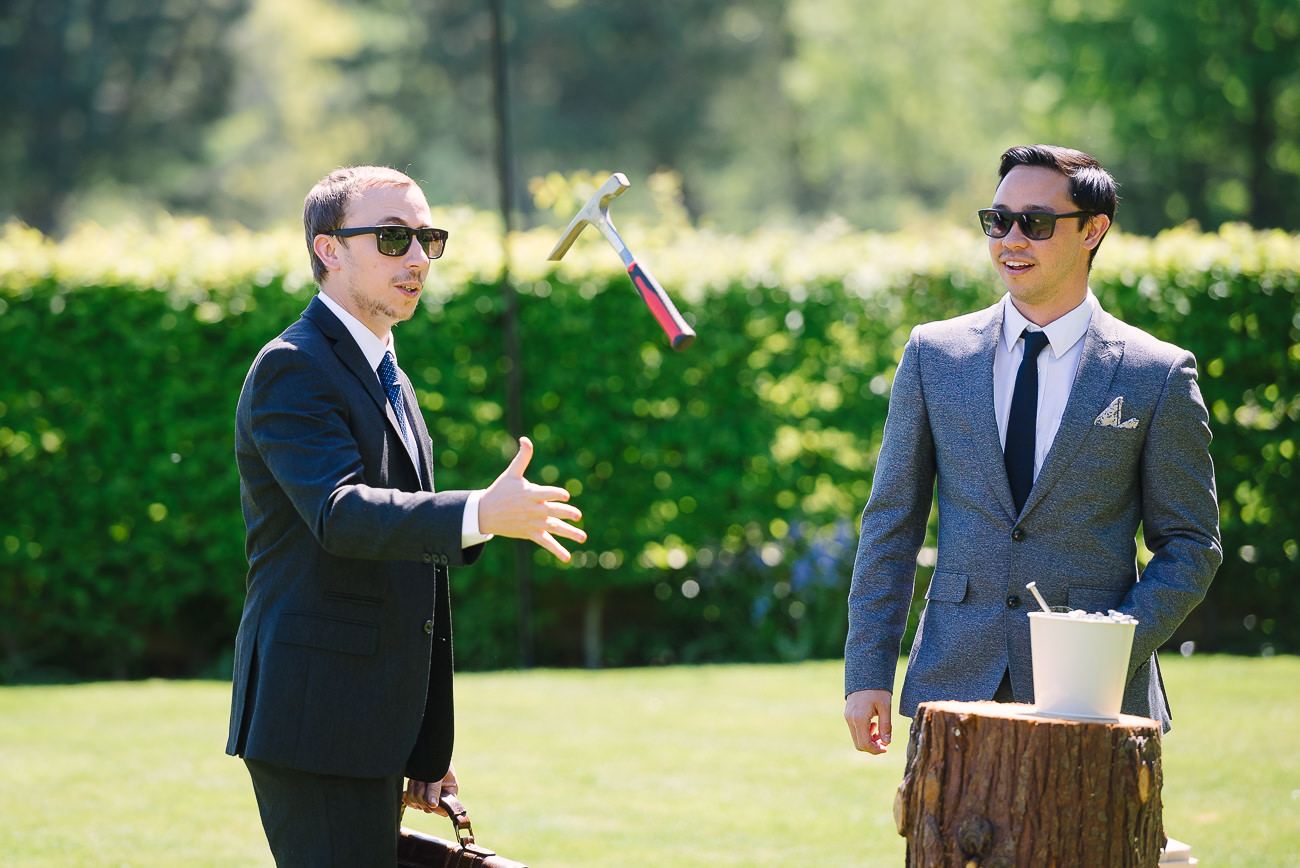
[303,166,417,284]
[998,144,1119,266]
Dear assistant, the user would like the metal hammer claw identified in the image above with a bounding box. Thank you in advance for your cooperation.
[547,172,695,350]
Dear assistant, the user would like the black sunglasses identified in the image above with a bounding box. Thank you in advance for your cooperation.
[324,225,448,259]
[978,209,1095,241]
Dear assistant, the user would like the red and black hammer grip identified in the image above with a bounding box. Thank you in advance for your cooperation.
[628,261,695,351]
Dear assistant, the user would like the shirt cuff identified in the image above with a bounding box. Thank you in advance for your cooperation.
[461,489,494,548]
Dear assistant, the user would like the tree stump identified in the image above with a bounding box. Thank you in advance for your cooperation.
[894,701,1164,868]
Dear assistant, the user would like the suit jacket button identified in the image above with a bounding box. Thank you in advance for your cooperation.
[1007,595,1021,609]
[424,619,434,634]
[1011,528,1026,541]
[423,553,433,564]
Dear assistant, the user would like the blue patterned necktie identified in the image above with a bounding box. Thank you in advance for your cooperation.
[377,351,410,447]
[1004,329,1051,515]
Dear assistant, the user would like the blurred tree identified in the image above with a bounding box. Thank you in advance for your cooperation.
[8,0,1300,236]
[347,0,797,229]
[196,0,410,229]
[0,0,249,233]
[1025,0,1300,233]
[185,0,801,231]
[778,0,1027,230]
[505,0,795,227]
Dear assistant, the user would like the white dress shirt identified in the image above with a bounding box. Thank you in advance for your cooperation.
[993,291,1095,482]
[317,291,491,547]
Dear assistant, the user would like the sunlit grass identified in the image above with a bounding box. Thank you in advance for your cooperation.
[1,656,1296,867]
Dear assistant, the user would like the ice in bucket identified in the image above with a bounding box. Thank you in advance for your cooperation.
[1028,607,1138,722]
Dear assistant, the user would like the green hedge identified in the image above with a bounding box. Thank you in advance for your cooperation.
[1,216,1296,680]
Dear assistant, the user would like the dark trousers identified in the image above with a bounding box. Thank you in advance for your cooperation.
[244,758,404,868]
[993,668,1015,703]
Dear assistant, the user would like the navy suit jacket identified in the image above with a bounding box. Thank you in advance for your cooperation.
[845,297,1222,730]
[227,296,482,781]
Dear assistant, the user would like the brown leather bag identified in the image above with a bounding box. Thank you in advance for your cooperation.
[397,793,529,868]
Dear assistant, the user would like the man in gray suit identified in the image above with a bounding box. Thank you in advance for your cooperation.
[843,145,1222,755]
[228,166,587,865]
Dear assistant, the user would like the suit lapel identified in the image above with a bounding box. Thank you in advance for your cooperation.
[1020,307,1124,517]
[965,305,1019,519]
[302,298,424,482]
[401,373,435,491]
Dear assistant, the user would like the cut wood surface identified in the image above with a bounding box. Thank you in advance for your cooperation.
[895,701,1164,868]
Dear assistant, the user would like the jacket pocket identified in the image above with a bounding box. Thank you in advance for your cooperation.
[1067,586,1125,614]
[325,591,383,606]
[926,569,969,603]
[275,612,379,656]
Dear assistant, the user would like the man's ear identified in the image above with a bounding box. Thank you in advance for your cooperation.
[312,233,344,273]
[1083,214,1111,250]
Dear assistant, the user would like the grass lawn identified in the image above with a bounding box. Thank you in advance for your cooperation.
[0,655,1297,867]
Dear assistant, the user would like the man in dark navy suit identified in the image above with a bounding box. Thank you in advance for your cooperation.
[227,166,586,867]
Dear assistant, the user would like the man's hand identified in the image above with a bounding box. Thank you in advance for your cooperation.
[478,437,587,562]
[404,762,458,816]
[845,689,893,754]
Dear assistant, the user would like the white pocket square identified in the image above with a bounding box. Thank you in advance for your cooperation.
[1095,396,1140,429]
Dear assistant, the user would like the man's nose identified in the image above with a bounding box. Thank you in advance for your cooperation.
[1000,220,1030,247]
[404,240,431,268]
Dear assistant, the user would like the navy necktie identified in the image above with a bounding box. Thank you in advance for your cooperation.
[377,351,410,447]
[1005,329,1051,515]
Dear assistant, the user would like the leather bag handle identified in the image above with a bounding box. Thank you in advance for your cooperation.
[438,793,475,847]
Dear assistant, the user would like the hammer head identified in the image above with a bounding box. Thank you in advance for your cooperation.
[547,172,630,261]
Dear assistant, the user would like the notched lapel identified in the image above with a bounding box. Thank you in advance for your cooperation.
[966,309,1018,520]
[1021,315,1124,517]
[304,299,391,417]
[401,374,435,491]
[303,298,424,480]
[332,331,412,456]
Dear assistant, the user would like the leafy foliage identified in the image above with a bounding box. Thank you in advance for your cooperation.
[0,0,249,232]
[1097,226,1300,653]
[8,0,1300,236]
[1026,0,1300,232]
[0,216,1296,680]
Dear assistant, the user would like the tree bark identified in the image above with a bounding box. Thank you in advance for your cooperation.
[895,701,1164,868]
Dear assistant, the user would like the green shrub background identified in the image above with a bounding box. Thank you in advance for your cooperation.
[1,216,1296,680]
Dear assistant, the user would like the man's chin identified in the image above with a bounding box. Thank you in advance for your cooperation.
[1006,283,1049,306]
[387,298,419,324]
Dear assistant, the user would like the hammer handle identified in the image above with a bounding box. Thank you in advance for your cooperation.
[628,261,695,351]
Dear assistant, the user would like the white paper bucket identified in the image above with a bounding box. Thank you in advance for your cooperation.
[1028,611,1137,722]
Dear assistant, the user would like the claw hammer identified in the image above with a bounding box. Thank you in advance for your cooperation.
[547,173,695,350]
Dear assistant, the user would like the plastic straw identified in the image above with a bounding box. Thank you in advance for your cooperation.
[1025,581,1052,613]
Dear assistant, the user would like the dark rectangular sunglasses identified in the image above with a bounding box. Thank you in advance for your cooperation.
[325,225,448,258]
[978,209,1094,241]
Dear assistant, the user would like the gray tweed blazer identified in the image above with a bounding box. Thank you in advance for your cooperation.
[844,296,1222,730]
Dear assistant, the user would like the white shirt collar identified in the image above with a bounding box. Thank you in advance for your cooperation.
[316,290,396,374]
[1001,290,1095,359]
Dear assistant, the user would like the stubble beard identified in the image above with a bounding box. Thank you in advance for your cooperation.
[347,281,416,328]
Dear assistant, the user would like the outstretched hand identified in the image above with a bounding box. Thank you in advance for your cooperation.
[478,436,586,562]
